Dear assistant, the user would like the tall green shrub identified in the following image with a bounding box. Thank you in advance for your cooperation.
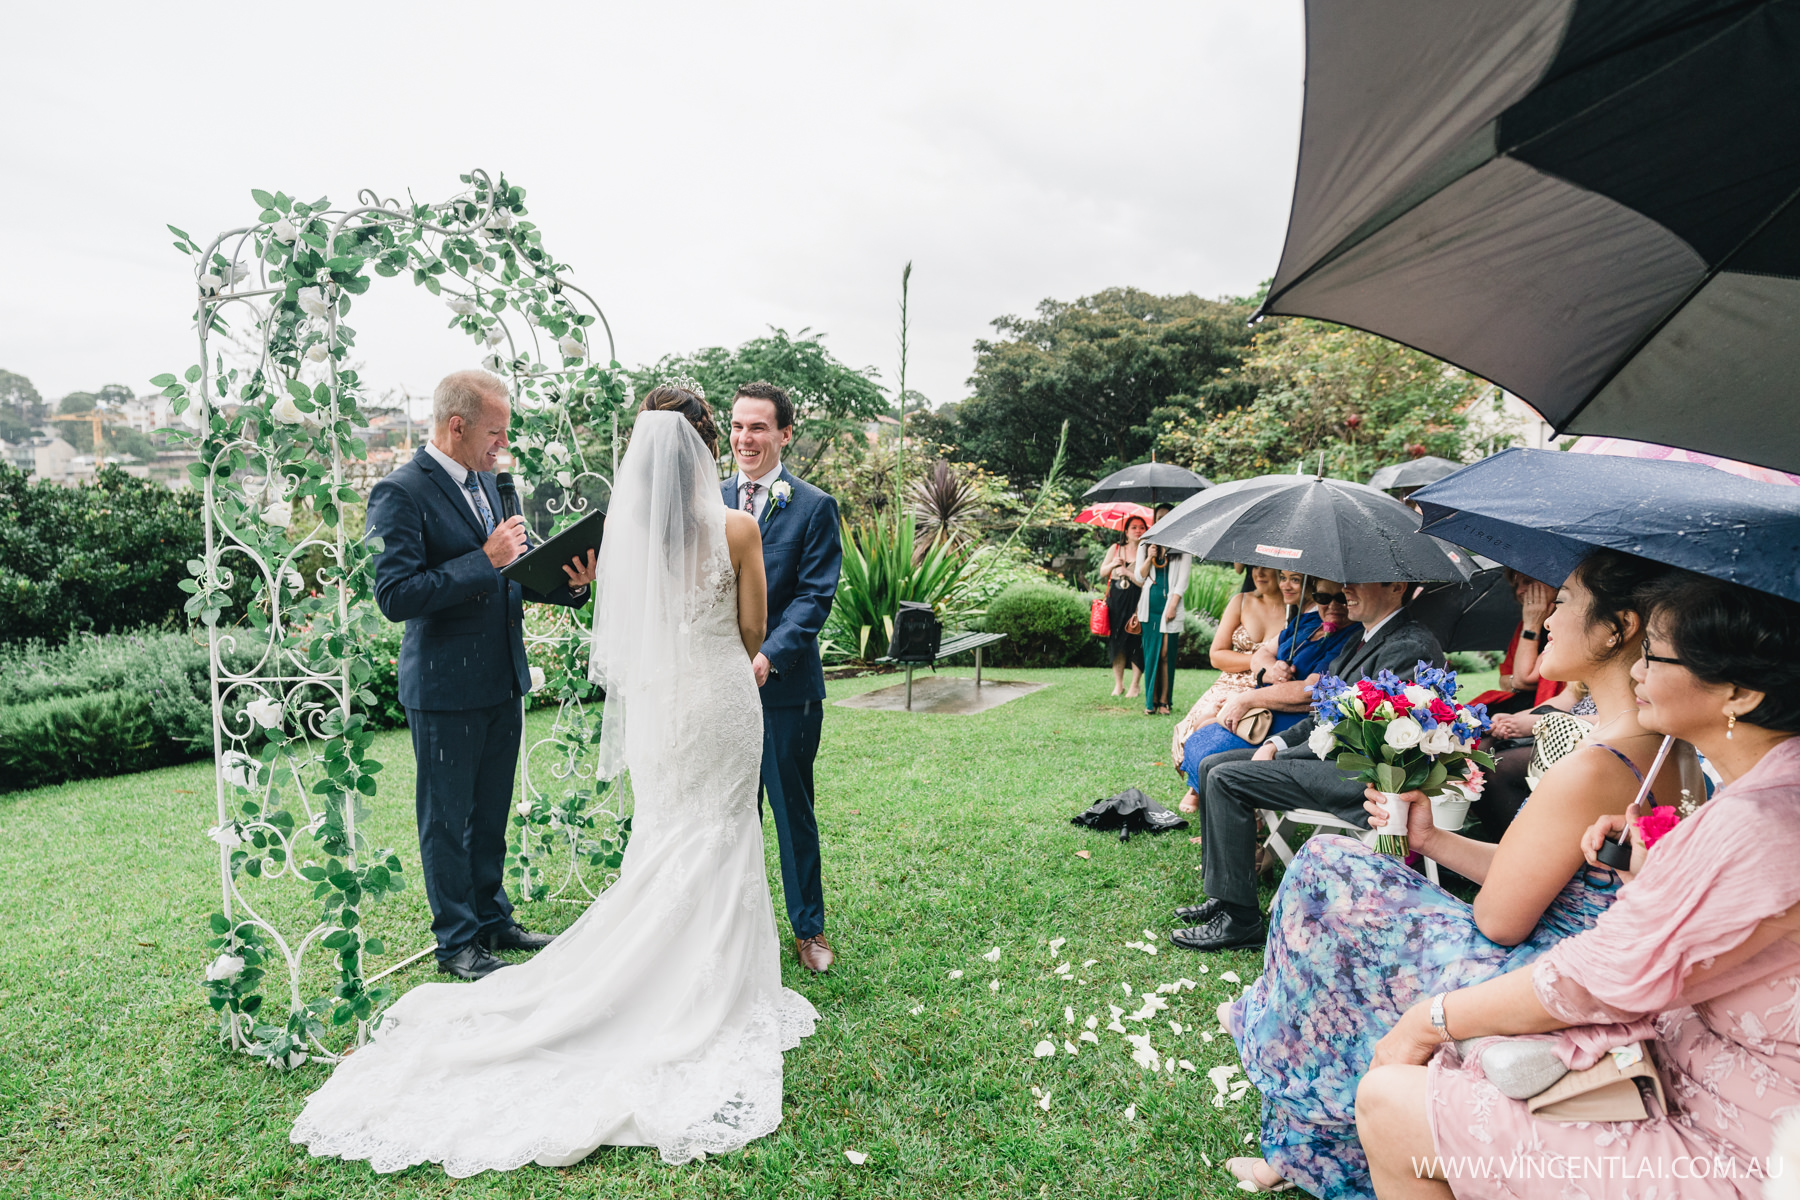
[827,515,974,662]
[0,691,159,792]
[979,582,1097,668]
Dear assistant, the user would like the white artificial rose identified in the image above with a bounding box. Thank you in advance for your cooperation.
[283,1050,308,1069]
[271,217,297,243]
[221,751,258,790]
[1308,724,1338,761]
[282,567,304,595]
[206,954,246,982]
[1384,715,1424,750]
[446,296,477,316]
[262,501,292,528]
[544,440,568,460]
[305,342,328,363]
[244,696,283,729]
[199,272,224,295]
[517,799,533,817]
[207,822,243,850]
[270,394,303,425]
[481,353,505,372]
[1403,684,1434,708]
[528,666,546,692]
[483,327,506,346]
[225,262,250,285]
[558,334,585,360]
[556,470,573,488]
[296,286,331,318]
[485,208,514,231]
[1420,724,1458,756]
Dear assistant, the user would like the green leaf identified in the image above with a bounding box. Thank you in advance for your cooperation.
[150,373,179,387]
[184,365,202,383]
[209,913,230,934]
[251,188,277,210]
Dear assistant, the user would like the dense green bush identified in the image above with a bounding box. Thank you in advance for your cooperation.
[978,582,1102,668]
[0,690,160,792]
[0,464,207,644]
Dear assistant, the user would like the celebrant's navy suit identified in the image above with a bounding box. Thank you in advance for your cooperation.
[723,467,842,940]
[369,445,589,961]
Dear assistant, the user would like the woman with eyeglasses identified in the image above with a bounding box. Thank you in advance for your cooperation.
[1357,567,1800,1199]
[1217,550,1691,1196]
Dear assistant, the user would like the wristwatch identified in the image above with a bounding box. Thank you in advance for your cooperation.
[1520,629,1539,641]
[1430,992,1451,1040]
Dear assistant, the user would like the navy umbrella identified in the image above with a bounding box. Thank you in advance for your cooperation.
[1259,2,1800,472]
[1408,567,1524,653]
[1412,447,1800,602]
[1082,462,1212,506]
[1368,456,1462,493]
[1143,473,1473,583]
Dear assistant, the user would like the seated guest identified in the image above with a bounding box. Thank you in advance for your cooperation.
[1171,583,1359,810]
[1169,567,1288,780]
[1471,570,1561,715]
[1217,550,1684,1197]
[1356,569,1800,1200]
[1170,580,1444,953]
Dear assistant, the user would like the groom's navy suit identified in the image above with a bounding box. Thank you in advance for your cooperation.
[369,444,589,961]
[723,467,842,940]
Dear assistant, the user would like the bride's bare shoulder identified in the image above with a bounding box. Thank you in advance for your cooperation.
[723,508,761,567]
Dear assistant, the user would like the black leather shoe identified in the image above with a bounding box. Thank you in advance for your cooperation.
[1174,898,1223,924]
[437,944,510,980]
[1170,912,1267,952]
[481,923,556,953]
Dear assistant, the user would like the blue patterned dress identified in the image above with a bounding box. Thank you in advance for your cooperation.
[1225,835,1619,1199]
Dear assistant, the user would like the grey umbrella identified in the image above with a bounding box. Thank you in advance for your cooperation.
[1082,462,1212,506]
[1367,456,1462,493]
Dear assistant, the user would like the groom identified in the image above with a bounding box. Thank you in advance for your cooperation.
[723,382,843,974]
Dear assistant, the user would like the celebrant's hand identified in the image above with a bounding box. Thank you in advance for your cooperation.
[562,548,598,589]
[1364,786,1438,850]
[1371,1000,1443,1068]
[1581,807,1645,879]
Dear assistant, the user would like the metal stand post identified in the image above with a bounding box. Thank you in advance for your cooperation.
[905,664,915,710]
[975,646,984,689]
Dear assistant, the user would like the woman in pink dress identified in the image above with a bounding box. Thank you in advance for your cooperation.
[1354,570,1800,1199]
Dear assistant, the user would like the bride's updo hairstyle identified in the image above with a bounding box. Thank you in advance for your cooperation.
[640,385,718,457]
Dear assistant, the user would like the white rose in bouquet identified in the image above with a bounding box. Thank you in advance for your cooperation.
[269,394,304,425]
[244,696,283,729]
[1383,715,1424,749]
[1403,684,1435,708]
[558,334,586,360]
[1420,724,1458,756]
[446,296,478,316]
[296,286,331,318]
[1308,724,1338,761]
[262,501,292,528]
[206,953,246,982]
[528,666,546,692]
[270,217,297,244]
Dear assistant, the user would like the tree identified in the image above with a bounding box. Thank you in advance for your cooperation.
[632,327,888,472]
[1156,317,1502,481]
[0,369,44,422]
[933,288,1256,485]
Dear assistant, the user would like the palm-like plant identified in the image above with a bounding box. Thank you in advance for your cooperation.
[827,514,974,662]
[906,460,981,558]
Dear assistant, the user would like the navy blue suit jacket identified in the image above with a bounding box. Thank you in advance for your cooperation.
[723,467,842,708]
[369,445,587,712]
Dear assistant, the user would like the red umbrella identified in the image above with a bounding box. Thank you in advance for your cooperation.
[1075,501,1153,531]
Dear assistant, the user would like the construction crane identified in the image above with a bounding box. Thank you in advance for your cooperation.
[50,411,109,467]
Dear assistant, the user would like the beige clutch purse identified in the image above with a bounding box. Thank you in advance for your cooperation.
[1526,1043,1667,1123]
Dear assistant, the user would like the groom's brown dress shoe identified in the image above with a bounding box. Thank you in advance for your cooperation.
[795,934,834,974]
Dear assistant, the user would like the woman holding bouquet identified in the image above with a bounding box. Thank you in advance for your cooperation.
[1357,569,1800,1200]
[1220,550,1688,1196]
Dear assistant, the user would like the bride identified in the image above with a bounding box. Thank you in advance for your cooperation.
[290,394,818,1175]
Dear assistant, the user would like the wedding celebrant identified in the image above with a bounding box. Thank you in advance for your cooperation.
[724,381,843,973]
[364,369,597,982]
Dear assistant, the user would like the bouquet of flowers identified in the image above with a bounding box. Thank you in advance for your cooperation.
[1308,662,1494,856]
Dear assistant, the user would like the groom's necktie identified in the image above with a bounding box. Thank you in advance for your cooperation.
[742,481,760,516]
[464,475,496,536]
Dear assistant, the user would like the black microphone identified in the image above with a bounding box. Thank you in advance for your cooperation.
[494,473,529,549]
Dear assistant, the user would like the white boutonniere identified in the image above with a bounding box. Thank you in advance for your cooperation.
[765,480,793,522]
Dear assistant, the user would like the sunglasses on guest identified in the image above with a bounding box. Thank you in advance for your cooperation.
[1312,590,1347,606]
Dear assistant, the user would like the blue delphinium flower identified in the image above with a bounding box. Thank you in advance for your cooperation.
[1373,668,1404,695]
[1310,674,1350,721]
[1414,661,1459,700]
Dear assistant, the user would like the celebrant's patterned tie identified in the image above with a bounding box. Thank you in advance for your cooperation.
[742,480,760,516]
[465,475,496,536]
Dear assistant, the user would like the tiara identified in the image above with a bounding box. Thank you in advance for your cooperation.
[657,373,707,402]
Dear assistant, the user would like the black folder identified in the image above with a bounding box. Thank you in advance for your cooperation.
[500,507,606,595]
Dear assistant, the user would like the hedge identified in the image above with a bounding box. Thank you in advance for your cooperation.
[0,690,162,792]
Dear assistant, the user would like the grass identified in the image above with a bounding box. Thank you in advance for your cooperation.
[0,664,1496,1198]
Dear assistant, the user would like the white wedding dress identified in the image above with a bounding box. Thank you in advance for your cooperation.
[290,413,817,1175]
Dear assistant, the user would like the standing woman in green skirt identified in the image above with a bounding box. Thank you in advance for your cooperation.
[1134,507,1190,715]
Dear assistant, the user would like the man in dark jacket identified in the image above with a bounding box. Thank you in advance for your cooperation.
[368,370,596,980]
[1172,581,1445,952]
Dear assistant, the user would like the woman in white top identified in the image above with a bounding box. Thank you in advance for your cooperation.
[1134,506,1191,715]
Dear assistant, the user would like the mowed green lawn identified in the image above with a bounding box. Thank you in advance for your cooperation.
[0,663,1491,1198]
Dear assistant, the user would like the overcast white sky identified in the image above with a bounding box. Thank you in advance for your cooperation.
[1,2,1303,417]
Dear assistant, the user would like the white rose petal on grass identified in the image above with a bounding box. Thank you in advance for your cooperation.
[1198,964,1210,975]
[1208,1064,1240,1094]
[948,969,963,980]
[1170,1021,1183,1035]
[1033,1040,1055,1059]
[1064,1039,1079,1056]
[1082,959,1098,969]
[1078,1030,1099,1044]
[1202,1031,1216,1042]
[1064,1006,1074,1025]
[1122,982,1133,996]
[1048,937,1066,956]
[909,1005,923,1016]
[989,979,1000,993]
[1037,1091,1052,1112]
[1180,1059,1197,1072]
[844,1150,867,1166]
[1220,971,1241,985]
[982,946,1001,963]
[1123,1104,1137,1122]
[1084,1015,1099,1030]
[1054,962,1072,976]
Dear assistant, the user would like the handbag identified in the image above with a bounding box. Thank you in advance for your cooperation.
[1231,708,1275,745]
[887,601,942,663]
[1125,614,1142,636]
[1090,597,1111,637]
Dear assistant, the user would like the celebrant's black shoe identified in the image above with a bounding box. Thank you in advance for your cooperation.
[437,944,510,981]
[480,923,557,953]
[1173,899,1223,924]
[1170,913,1266,953]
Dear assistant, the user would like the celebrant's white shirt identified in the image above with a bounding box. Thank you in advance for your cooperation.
[426,440,486,525]
[733,462,784,520]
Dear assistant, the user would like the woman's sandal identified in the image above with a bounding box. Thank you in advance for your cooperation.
[1225,1157,1294,1192]
[1178,789,1200,813]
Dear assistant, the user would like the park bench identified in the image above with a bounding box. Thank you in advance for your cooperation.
[879,629,1007,711]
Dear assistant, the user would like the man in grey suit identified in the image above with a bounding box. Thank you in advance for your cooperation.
[1171,581,1446,952]
[368,370,598,980]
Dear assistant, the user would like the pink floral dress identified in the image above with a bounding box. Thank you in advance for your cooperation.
[1426,737,1800,1199]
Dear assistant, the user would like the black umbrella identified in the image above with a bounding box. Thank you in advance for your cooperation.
[1408,567,1524,653]
[1367,456,1462,493]
[1082,462,1212,506]
[1258,2,1800,473]
[1142,473,1473,584]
